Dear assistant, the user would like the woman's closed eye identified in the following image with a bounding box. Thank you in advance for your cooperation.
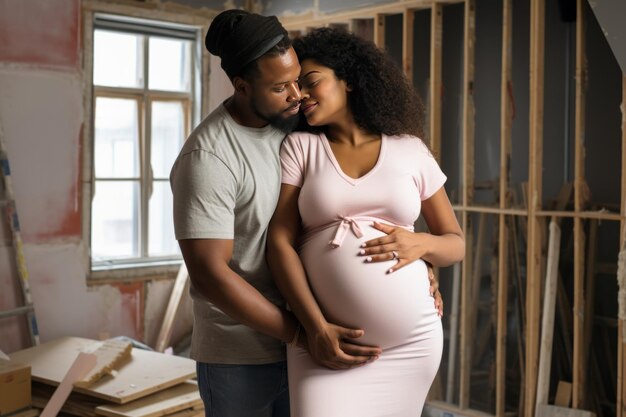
[300,79,320,89]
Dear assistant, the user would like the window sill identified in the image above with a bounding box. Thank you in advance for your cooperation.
[88,258,184,285]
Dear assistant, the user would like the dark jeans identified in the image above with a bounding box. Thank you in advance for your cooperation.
[196,361,290,417]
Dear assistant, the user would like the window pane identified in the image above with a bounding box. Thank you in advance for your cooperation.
[95,97,140,178]
[91,181,140,260]
[94,30,144,88]
[151,101,185,178]
[149,37,191,92]
[149,180,178,257]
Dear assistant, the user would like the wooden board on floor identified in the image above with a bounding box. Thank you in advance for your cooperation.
[95,381,201,417]
[9,337,196,404]
[536,404,594,417]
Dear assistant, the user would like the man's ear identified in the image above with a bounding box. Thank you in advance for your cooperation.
[232,76,249,95]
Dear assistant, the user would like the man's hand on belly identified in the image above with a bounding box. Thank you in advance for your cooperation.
[303,323,382,370]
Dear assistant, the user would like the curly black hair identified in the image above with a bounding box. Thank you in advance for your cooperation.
[293,27,425,138]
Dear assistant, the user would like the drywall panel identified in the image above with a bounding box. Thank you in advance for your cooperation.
[2,243,144,347]
[584,0,622,207]
[588,0,626,73]
[28,243,142,342]
[0,69,82,242]
[0,0,79,69]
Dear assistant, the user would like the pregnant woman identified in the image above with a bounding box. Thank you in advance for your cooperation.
[267,28,465,417]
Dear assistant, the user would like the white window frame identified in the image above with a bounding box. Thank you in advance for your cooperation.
[82,3,211,280]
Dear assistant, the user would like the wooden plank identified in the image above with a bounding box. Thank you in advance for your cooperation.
[459,0,475,409]
[9,337,196,404]
[155,264,189,352]
[446,262,461,402]
[402,9,415,83]
[429,2,443,156]
[526,0,545,416]
[535,404,594,417]
[572,0,587,408]
[582,219,598,397]
[469,212,487,364]
[554,381,573,407]
[535,221,562,409]
[617,70,626,417]
[95,382,201,417]
[497,0,513,414]
[374,13,385,48]
[40,353,98,417]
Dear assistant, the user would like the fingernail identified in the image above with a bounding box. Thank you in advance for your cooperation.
[359,249,366,255]
[387,268,393,274]
[366,256,372,262]
[360,243,366,248]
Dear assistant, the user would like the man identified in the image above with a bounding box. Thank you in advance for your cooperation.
[170,9,443,417]
[170,10,385,417]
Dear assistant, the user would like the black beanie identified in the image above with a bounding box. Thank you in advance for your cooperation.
[205,9,288,78]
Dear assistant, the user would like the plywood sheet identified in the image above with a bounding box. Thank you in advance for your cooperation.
[9,337,195,404]
[95,381,201,417]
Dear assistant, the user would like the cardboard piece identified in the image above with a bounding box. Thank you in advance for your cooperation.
[0,361,32,416]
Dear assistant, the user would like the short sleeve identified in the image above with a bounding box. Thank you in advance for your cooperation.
[415,139,447,200]
[170,150,237,240]
[280,134,305,187]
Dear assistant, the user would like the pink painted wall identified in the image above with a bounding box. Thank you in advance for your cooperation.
[0,0,80,70]
[0,0,174,354]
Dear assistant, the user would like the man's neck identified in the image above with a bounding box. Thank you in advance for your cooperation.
[224,96,268,128]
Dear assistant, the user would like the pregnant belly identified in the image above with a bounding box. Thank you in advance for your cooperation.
[299,221,438,349]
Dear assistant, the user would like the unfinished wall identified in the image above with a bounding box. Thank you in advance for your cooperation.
[0,0,191,354]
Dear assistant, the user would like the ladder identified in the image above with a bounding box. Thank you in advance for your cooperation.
[0,117,40,346]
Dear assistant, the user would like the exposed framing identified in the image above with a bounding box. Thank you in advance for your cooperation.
[429,3,443,156]
[615,74,626,417]
[460,0,476,409]
[496,0,513,415]
[525,1,545,416]
[572,0,587,408]
[280,0,624,416]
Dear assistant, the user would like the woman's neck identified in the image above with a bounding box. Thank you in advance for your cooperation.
[327,121,379,146]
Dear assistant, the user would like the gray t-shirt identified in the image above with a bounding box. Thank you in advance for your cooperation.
[170,103,286,364]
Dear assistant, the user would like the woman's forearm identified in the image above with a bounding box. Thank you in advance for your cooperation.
[266,237,328,334]
[420,232,465,267]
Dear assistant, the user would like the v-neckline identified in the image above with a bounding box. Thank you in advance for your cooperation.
[320,132,386,186]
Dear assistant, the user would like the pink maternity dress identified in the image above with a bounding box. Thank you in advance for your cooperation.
[280,132,446,417]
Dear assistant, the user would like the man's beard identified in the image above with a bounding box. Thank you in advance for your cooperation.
[251,97,300,134]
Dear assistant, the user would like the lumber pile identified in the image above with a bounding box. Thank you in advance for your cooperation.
[8,337,202,417]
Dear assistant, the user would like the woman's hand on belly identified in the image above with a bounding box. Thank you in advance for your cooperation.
[358,222,430,272]
[304,322,382,370]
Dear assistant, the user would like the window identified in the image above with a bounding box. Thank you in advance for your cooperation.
[90,14,200,270]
